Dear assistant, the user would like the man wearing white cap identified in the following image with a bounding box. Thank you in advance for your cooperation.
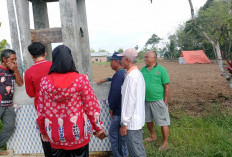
[118,49,146,157]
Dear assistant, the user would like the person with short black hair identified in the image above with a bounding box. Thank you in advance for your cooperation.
[97,52,128,157]
[0,49,23,155]
[25,42,53,157]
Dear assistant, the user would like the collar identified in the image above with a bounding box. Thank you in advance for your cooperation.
[34,59,47,65]
[0,65,9,70]
[126,66,138,75]
[146,63,158,69]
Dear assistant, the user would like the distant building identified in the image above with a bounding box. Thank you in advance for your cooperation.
[91,52,111,63]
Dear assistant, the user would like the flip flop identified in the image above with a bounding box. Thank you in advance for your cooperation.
[144,137,156,142]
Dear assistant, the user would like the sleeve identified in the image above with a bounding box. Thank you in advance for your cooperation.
[121,76,136,126]
[108,72,124,111]
[80,76,103,132]
[161,68,170,84]
[24,71,35,97]
[36,79,46,134]
[107,77,112,81]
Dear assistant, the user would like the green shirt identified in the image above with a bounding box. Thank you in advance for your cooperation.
[141,64,169,101]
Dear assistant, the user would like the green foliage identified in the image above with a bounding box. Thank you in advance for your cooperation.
[197,0,231,39]
[90,48,95,53]
[117,48,124,53]
[145,34,161,49]
[175,0,232,59]
[98,48,106,52]
[163,35,179,60]
[137,46,157,60]
[135,45,138,50]
[0,39,7,52]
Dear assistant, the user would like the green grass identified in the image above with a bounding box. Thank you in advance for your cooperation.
[143,111,232,157]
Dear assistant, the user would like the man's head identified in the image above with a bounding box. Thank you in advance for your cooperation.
[117,48,138,69]
[1,49,17,65]
[28,42,46,59]
[145,51,157,66]
[108,52,122,71]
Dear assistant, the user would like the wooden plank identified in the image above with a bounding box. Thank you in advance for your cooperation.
[30,27,62,44]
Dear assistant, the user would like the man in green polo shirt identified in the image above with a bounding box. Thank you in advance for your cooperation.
[141,51,170,151]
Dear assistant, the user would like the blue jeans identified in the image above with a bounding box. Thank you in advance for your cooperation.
[109,115,128,157]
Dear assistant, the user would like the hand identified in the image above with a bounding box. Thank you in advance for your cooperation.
[6,62,18,72]
[41,133,49,142]
[97,79,106,84]
[5,86,11,94]
[93,129,107,140]
[120,125,127,136]
[109,110,113,118]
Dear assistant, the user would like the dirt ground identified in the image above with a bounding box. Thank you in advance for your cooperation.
[92,60,232,115]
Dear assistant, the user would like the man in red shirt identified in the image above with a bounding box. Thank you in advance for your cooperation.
[24,42,52,157]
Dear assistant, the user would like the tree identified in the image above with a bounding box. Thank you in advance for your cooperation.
[188,0,232,87]
[158,47,168,58]
[145,34,161,50]
[117,48,124,53]
[90,48,95,53]
[135,45,138,50]
[168,35,178,60]
[138,47,150,60]
[98,48,106,52]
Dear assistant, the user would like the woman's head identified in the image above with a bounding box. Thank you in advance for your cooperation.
[49,45,78,74]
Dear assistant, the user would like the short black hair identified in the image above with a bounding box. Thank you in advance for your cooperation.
[28,42,45,58]
[1,49,16,62]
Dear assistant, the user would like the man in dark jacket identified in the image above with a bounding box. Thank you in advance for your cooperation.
[97,52,128,157]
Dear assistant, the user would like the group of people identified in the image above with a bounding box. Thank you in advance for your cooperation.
[0,43,106,157]
[97,49,171,157]
[0,42,170,157]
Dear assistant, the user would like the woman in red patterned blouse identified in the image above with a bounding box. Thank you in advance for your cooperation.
[36,45,106,157]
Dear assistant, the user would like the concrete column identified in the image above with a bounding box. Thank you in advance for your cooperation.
[6,0,33,74]
[31,0,52,61]
[59,0,93,80]
[76,0,93,80]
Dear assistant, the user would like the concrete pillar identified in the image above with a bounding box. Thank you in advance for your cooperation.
[31,0,52,61]
[59,0,93,80]
[6,0,33,74]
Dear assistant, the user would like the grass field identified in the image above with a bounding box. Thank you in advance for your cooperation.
[143,103,232,157]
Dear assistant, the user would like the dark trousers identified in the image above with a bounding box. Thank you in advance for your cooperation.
[40,135,53,157]
[0,106,15,147]
[52,144,89,157]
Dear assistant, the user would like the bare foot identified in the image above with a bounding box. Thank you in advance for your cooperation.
[144,137,157,142]
[158,143,169,151]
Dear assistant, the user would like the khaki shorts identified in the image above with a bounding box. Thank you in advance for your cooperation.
[145,100,170,126]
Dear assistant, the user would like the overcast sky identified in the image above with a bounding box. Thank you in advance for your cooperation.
[0,0,207,52]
